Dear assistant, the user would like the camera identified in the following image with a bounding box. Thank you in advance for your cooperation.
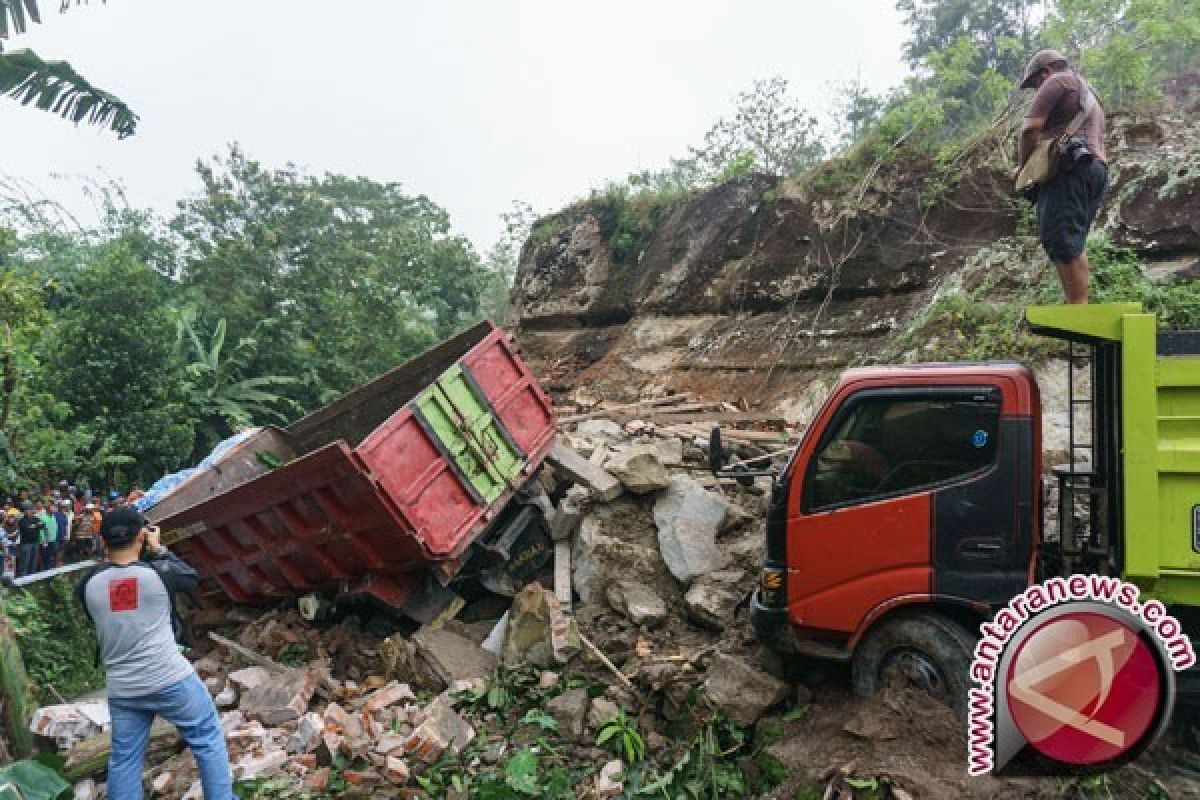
[1062,135,1093,166]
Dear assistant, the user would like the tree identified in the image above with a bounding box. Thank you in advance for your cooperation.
[829,75,886,150]
[172,145,484,409]
[0,1,138,137]
[37,242,193,486]
[690,76,826,179]
[895,0,1041,77]
[175,311,298,454]
[479,200,536,323]
[1044,0,1200,108]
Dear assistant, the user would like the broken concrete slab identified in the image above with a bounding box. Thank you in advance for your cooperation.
[546,687,589,738]
[703,653,790,727]
[30,703,110,750]
[240,669,318,726]
[587,697,620,731]
[596,759,624,797]
[228,666,271,693]
[654,476,733,583]
[286,712,324,754]
[383,755,410,785]
[502,584,580,667]
[403,695,475,762]
[654,437,684,467]
[412,627,499,690]
[548,493,584,542]
[214,686,238,709]
[554,539,572,606]
[605,580,667,628]
[361,681,417,714]
[577,419,625,440]
[233,749,288,781]
[548,442,623,502]
[683,582,740,631]
[606,446,671,494]
[572,503,664,604]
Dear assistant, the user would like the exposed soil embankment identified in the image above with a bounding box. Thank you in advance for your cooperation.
[511,100,1200,418]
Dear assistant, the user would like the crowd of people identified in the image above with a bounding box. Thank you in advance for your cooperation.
[0,481,145,578]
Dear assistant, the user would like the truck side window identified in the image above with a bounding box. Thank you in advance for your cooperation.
[806,391,1001,511]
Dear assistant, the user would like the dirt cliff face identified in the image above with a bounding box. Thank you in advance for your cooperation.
[512,105,1200,415]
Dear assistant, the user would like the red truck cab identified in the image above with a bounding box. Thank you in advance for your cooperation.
[750,363,1041,707]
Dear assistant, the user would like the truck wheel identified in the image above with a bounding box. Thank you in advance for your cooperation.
[851,613,976,720]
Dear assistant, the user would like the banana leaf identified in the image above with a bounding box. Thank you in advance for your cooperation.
[0,760,72,800]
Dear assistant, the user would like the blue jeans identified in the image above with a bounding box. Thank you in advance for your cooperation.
[108,673,235,800]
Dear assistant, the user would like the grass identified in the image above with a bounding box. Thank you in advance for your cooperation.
[887,235,1200,367]
[3,571,105,703]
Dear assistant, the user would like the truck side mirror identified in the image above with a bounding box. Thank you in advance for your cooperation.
[708,427,724,475]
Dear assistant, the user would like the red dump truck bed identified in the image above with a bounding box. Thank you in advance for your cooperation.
[153,322,556,613]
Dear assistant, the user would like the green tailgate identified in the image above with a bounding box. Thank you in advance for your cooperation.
[415,364,523,503]
[1027,303,1200,606]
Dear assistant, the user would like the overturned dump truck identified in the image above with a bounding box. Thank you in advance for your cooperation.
[148,321,557,622]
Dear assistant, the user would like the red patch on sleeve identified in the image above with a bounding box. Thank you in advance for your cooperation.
[108,577,139,612]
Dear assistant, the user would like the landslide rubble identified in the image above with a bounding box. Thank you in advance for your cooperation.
[28,404,1200,799]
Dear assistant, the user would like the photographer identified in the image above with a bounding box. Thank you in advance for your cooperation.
[1016,49,1108,304]
[78,507,234,800]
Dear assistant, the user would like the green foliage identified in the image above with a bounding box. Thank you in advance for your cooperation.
[896,0,1039,77]
[591,180,692,268]
[3,573,104,703]
[595,709,645,764]
[503,748,542,795]
[1044,0,1200,108]
[174,311,299,453]
[172,145,476,410]
[893,236,1200,367]
[518,708,558,732]
[0,758,72,800]
[36,242,194,485]
[0,2,138,137]
[690,76,826,179]
[637,712,752,798]
[0,48,138,138]
[1088,237,1200,327]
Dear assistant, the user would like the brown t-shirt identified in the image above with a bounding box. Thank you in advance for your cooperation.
[1026,70,1107,164]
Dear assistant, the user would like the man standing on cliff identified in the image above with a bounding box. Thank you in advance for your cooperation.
[1016,49,1108,304]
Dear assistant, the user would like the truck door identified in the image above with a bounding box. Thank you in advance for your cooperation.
[788,386,1024,635]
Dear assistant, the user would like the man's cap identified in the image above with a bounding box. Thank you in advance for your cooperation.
[1021,49,1068,88]
[99,506,146,546]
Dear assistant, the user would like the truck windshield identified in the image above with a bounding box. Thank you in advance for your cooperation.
[807,390,1001,511]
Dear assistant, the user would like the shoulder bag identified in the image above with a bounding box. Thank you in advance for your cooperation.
[1015,78,1094,193]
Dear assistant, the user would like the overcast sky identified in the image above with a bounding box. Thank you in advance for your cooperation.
[2,1,909,251]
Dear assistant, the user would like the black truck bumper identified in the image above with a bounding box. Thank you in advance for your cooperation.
[751,588,799,653]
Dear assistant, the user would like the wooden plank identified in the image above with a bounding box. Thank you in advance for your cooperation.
[65,722,181,781]
[546,443,623,501]
[558,394,693,424]
[618,411,790,424]
[553,540,572,608]
[208,632,289,674]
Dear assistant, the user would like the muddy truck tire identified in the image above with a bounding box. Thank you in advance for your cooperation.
[850,612,977,721]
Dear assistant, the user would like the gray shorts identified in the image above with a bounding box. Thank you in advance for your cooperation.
[1035,160,1107,263]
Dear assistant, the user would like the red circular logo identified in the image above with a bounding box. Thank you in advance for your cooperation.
[1005,611,1162,766]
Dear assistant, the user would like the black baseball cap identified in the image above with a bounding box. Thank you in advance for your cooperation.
[100,506,147,547]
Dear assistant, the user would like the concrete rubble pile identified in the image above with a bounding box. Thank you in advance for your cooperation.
[34,391,803,798]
